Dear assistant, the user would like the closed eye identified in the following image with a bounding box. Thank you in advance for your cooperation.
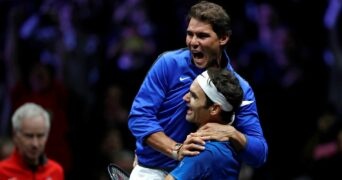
[190,91,198,99]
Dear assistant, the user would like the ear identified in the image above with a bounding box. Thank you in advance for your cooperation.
[209,104,221,115]
[219,34,229,46]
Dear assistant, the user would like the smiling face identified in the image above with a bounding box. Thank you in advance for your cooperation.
[186,18,229,69]
[183,80,212,127]
[13,115,49,165]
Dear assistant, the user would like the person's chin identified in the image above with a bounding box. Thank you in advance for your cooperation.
[185,116,192,122]
[192,56,207,68]
[27,152,40,160]
[24,156,38,165]
[193,61,207,69]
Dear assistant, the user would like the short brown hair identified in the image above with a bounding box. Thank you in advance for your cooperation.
[187,1,232,38]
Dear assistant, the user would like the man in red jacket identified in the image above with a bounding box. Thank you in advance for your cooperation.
[0,102,64,180]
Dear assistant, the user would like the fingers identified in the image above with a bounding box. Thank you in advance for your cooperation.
[190,132,211,141]
[179,143,204,160]
[184,142,205,151]
[180,149,200,157]
[194,129,231,141]
[186,134,206,145]
[199,122,228,131]
[178,134,206,160]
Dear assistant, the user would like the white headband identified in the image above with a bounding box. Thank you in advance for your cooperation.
[195,71,233,112]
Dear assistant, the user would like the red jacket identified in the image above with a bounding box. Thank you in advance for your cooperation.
[0,149,64,180]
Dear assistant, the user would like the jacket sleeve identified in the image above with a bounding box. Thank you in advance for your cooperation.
[235,86,268,167]
[128,55,169,145]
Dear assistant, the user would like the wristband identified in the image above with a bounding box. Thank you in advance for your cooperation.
[171,143,183,160]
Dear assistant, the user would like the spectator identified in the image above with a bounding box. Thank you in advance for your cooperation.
[0,102,64,179]
[10,62,72,174]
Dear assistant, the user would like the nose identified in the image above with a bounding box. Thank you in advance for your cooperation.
[190,36,198,45]
[31,136,40,147]
[183,92,190,102]
[188,36,199,46]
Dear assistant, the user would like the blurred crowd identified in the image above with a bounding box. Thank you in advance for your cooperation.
[0,0,341,179]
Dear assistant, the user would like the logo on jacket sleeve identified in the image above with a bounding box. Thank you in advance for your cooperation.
[241,100,254,106]
[179,76,191,82]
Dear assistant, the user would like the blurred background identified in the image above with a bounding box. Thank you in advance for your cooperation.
[0,0,341,179]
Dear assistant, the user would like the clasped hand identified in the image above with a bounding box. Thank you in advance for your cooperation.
[178,122,236,160]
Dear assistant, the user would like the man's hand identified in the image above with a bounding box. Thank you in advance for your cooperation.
[179,123,236,160]
[179,123,246,160]
[178,134,206,160]
[195,122,237,141]
[194,122,247,151]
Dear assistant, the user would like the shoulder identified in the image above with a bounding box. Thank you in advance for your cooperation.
[0,156,25,178]
[225,58,254,97]
[0,154,17,169]
[46,159,64,174]
[155,48,190,65]
[232,72,250,90]
[149,48,191,77]
[204,142,239,166]
[158,48,190,58]
[205,141,235,153]
[178,142,235,170]
[232,71,256,100]
[0,158,10,168]
[186,141,233,160]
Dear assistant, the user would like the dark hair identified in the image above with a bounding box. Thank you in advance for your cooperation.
[204,67,243,123]
[186,1,232,38]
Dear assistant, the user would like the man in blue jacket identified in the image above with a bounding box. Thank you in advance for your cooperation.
[165,67,243,180]
[128,1,268,179]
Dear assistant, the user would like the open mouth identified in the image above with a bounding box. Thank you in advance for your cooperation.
[186,107,193,115]
[193,52,204,59]
[192,52,206,67]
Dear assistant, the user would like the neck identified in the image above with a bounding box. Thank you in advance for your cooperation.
[24,153,46,171]
[24,155,39,166]
[198,117,222,128]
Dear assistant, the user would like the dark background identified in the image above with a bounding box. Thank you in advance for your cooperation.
[0,0,341,179]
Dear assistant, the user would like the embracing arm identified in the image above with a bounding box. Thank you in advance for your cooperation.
[235,96,268,167]
[193,123,247,151]
[128,53,190,161]
[186,89,268,167]
[145,132,182,160]
[195,121,267,167]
